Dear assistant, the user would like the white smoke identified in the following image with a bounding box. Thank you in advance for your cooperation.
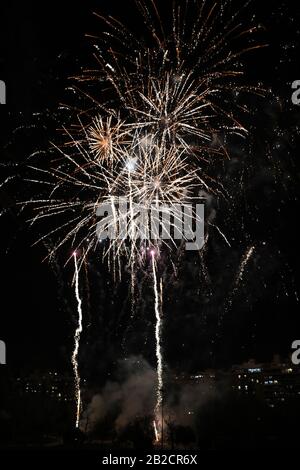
[81,355,221,436]
[81,356,156,432]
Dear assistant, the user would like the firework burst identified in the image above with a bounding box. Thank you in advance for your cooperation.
[24,0,265,266]
[19,0,265,439]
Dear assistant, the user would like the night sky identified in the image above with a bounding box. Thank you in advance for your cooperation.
[0,0,299,385]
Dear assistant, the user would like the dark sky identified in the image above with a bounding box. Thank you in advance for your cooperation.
[0,0,299,381]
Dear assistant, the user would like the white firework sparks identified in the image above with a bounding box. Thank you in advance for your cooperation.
[72,252,83,428]
[152,251,164,443]
[19,0,265,435]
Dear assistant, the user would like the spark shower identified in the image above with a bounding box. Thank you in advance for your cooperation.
[19,0,265,443]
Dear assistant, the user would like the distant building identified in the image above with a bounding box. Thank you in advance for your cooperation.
[16,371,77,403]
[170,360,300,417]
[232,362,300,407]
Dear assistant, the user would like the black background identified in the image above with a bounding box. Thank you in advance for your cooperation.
[0,0,300,453]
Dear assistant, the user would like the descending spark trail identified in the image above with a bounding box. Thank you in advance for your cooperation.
[72,252,83,428]
[153,419,159,444]
[236,246,255,286]
[152,251,163,443]
[224,245,256,317]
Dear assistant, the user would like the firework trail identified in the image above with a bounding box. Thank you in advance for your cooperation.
[236,246,255,286]
[220,245,256,327]
[72,251,83,428]
[153,419,159,444]
[151,251,164,443]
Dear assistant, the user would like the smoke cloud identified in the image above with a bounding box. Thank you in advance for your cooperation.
[82,355,220,434]
[81,356,156,432]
